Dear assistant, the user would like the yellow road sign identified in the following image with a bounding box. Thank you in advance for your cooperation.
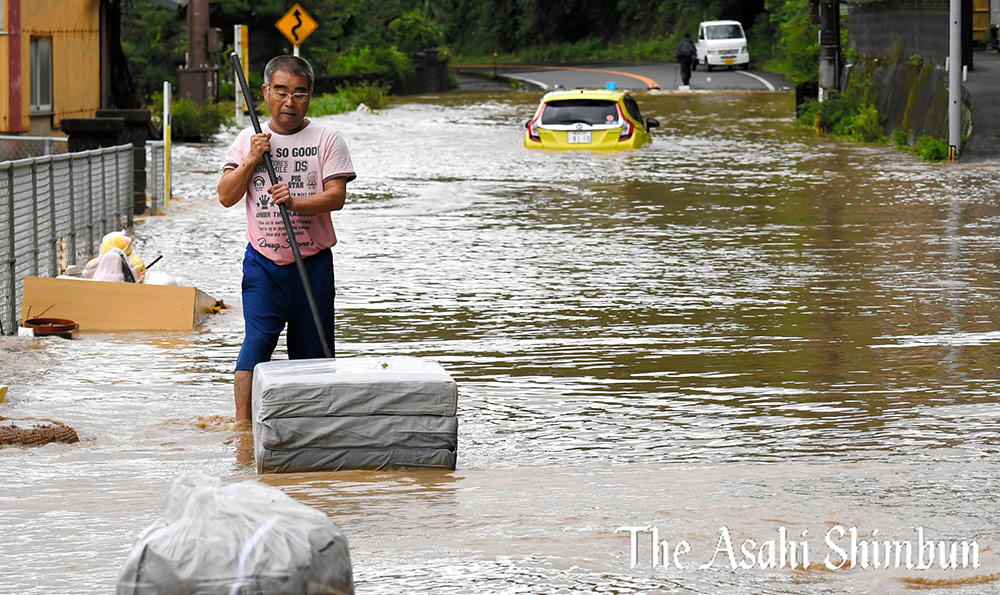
[276,4,318,46]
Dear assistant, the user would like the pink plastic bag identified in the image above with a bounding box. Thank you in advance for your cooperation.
[91,247,139,283]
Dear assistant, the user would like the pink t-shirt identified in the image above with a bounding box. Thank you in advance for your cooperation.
[224,120,356,265]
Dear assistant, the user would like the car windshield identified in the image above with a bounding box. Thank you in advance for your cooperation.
[541,100,619,126]
[705,24,744,40]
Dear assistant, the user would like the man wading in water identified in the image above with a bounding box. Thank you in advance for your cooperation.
[675,32,697,88]
[218,55,356,422]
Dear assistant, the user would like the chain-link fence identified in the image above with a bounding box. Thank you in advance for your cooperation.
[0,135,69,161]
[0,144,133,335]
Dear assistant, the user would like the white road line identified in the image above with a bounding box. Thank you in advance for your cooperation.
[737,70,775,91]
[519,77,549,90]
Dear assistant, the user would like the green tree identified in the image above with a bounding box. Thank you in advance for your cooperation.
[211,0,350,71]
[439,0,522,54]
[120,0,187,99]
[765,0,817,84]
[520,0,618,45]
[122,0,827,101]
[389,8,444,54]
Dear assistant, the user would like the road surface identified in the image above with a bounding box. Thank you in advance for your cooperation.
[454,62,792,92]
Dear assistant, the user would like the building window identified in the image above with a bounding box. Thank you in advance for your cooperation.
[30,37,54,114]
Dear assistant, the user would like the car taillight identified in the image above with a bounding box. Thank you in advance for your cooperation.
[526,108,542,142]
[618,105,633,141]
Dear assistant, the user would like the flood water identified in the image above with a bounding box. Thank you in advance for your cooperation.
[4,90,1000,593]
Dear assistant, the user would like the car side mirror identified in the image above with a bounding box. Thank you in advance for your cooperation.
[646,118,659,129]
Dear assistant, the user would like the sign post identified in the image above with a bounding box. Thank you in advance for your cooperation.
[234,24,248,128]
[163,81,171,209]
[275,3,318,57]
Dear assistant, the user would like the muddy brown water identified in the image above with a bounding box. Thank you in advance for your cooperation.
[3,90,1000,593]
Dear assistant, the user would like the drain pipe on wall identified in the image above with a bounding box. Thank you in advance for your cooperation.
[948,0,961,161]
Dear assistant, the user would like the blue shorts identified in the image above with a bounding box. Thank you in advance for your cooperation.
[235,243,335,371]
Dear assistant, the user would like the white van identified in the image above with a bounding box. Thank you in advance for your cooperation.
[694,20,749,71]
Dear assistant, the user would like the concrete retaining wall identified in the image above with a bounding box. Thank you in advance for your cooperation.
[845,56,966,143]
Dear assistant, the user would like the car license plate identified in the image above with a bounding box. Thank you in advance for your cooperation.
[568,131,591,144]
[724,58,735,65]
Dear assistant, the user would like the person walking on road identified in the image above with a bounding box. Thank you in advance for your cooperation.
[218,55,356,422]
[675,33,697,88]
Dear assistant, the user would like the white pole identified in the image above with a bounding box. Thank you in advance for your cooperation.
[293,44,299,58]
[163,81,172,208]
[949,0,961,160]
[818,29,824,103]
[234,24,245,128]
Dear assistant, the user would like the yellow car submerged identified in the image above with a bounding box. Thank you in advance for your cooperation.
[524,89,659,150]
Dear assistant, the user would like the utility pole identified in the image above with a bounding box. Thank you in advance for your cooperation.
[948,0,961,160]
[177,0,219,105]
[187,0,209,69]
[817,0,840,102]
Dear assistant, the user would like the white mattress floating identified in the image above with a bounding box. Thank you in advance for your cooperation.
[252,357,458,473]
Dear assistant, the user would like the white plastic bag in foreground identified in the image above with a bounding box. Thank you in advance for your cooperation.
[117,471,354,594]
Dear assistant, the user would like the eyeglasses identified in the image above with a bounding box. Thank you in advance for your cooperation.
[268,87,310,103]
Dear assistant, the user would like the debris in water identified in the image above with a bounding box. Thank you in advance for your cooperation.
[0,417,79,447]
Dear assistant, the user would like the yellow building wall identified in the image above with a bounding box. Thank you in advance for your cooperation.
[8,0,101,132]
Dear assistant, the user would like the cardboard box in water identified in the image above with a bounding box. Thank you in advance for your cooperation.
[252,357,459,473]
[21,276,216,332]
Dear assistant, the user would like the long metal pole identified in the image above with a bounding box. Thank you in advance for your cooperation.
[229,52,333,359]
[948,0,962,160]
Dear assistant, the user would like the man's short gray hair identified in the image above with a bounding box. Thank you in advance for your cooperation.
[264,55,315,90]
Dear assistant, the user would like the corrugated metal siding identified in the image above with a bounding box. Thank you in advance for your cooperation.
[4,0,101,132]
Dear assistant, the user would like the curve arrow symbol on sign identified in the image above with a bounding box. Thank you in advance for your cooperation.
[291,9,302,42]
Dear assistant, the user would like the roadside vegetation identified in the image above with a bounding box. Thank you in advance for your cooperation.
[149,92,231,142]
[796,54,886,144]
[121,0,951,158]
[795,52,950,162]
[902,135,951,161]
[798,95,886,144]
[290,83,390,117]
[122,0,801,112]
[147,81,390,142]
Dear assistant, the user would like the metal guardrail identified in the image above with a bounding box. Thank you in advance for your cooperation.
[0,144,133,335]
[0,135,68,160]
